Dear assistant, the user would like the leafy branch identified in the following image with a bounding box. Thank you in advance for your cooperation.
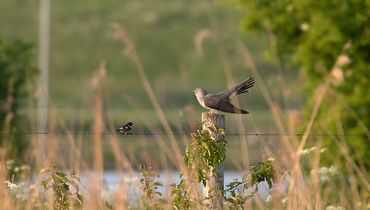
[224,159,275,209]
[183,125,226,186]
[170,173,196,210]
[139,164,165,209]
[39,165,83,210]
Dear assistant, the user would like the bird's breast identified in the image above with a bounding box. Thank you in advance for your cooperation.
[196,96,208,109]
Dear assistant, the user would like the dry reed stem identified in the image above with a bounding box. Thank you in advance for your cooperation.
[194,28,214,57]
[53,107,79,168]
[92,61,105,174]
[312,142,322,210]
[344,102,370,138]
[0,163,12,208]
[237,43,302,207]
[237,42,295,155]
[122,95,179,168]
[2,78,15,151]
[123,90,205,205]
[112,23,206,207]
[297,79,330,156]
[104,110,133,207]
[45,109,58,165]
[335,118,362,207]
[206,10,252,181]
[83,60,107,209]
[112,23,186,172]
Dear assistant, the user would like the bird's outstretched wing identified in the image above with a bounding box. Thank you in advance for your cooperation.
[217,76,255,99]
[204,95,249,114]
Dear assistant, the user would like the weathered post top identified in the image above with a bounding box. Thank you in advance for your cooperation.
[202,112,225,131]
[201,111,225,209]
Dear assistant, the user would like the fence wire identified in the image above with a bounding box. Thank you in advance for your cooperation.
[0,131,369,138]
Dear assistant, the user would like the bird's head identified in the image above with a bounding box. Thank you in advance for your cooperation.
[193,88,207,98]
[128,122,133,126]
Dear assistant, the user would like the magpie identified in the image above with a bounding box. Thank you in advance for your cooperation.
[116,122,134,134]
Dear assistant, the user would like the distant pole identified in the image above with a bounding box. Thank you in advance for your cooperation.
[37,0,50,162]
[202,112,225,209]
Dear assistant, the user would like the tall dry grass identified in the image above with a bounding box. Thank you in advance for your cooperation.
[1,23,369,210]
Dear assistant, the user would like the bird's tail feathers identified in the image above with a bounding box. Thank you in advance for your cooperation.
[239,109,249,114]
[232,107,249,114]
[236,77,255,95]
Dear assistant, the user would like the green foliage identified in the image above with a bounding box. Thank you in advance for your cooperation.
[139,164,165,209]
[39,165,83,210]
[139,165,196,209]
[136,159,276,209]
[224,159,275,209]
[137,126,276,209]
[250,159,275,190]
[105,200,114,209]
[239,0,370,170]
[0,39,35,160]
[183,125,226,186]
[170,174,194,210]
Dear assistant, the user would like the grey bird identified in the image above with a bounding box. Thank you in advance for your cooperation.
[194,76,255,114]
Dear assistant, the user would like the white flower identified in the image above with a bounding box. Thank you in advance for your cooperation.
[6,160,15,169]
[326,205,345,210]
[300,22,310,31]
[313,166,338,183]
[300,146,316,156]
[265,194,272,203]
[5,181,18,191]
[320,148,327,153]
[267,157,276,162]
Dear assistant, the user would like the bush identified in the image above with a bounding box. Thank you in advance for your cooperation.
[0,39,36,162]
[239,0,370,172]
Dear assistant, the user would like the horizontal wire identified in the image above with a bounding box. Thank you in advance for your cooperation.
[0,131,369,137]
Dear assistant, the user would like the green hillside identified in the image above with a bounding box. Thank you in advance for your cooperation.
[1,0,304,132]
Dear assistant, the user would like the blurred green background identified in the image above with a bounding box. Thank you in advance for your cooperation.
[1,0,368,171]
[0,0,304,133]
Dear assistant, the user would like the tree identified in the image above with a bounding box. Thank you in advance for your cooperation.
[239,0,369,169]
[0,39,36,161]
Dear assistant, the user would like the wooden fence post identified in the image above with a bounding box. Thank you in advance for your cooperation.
[202,112,225,209]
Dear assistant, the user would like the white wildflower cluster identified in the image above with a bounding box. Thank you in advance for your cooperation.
[5,180,19,192]
[265,194,272,203]
[300,147,327,156]
[5,160,32,201]
[6,159,31,173]
[265,195,288,205]
[4,180,29,200]
[300,146,317,156]
[326,205,345,210]
[281,197,288,204]
[300,22,310,32]
[312,166,338,183]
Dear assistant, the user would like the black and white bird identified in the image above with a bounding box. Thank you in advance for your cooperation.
[116,122,134,134]
[194,76,255,114]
